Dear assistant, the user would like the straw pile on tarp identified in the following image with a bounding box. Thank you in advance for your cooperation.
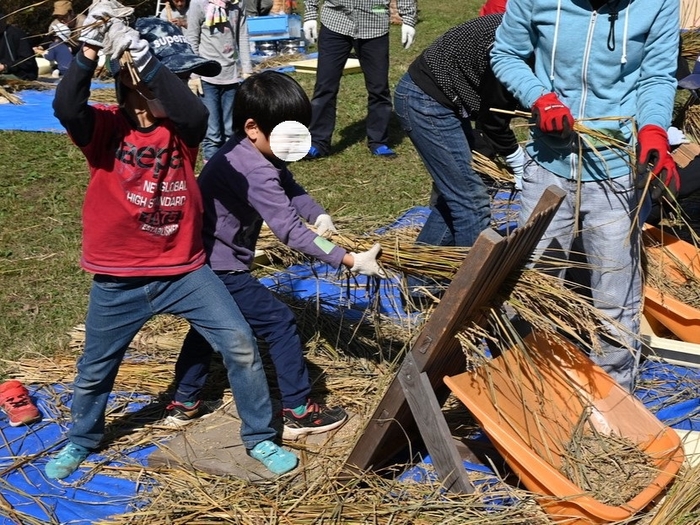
[252,52,306,73]
[89,87,119,105]
[0,78,55,104]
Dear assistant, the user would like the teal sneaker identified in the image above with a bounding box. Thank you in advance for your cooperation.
[248,440,298,475]
[45,443,91,480]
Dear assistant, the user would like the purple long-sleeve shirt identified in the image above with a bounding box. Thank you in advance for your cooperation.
[199,134,346,272]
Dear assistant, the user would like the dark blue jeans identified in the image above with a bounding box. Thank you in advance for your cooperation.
[70,266,275,451]
[309,25,391,154]
[175,271,311,410]
[394,73,491,248]
[200,80,238,161]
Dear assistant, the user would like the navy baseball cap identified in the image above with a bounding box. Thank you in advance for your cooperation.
[134,17,221,77]
[679,55,700,90]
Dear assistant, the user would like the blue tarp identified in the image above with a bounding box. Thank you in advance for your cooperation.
[0,59,306,134]
[1,384,155,524]
[636,359,700,431]
[0,81,113,134]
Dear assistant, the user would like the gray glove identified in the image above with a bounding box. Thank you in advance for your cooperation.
[314,214,337,237]
[350,243,386,278]
[103,20,151,71]
[79,0,134,47]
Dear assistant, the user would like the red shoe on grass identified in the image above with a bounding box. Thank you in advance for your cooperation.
[0,380,41,427]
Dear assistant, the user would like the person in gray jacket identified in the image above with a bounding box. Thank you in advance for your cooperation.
[186,0,252,161]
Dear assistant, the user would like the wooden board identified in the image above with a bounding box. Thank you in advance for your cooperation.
[148,401,362,480]
[148,402,279,481]
[343,186,566,479]
[288,58,362,75]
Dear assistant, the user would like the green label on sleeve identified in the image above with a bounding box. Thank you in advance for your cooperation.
[314,236,336,254]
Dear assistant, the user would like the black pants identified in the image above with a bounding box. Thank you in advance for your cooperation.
[309,25,391,154]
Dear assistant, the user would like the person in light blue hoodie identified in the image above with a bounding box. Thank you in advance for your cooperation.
[490,0,680,392]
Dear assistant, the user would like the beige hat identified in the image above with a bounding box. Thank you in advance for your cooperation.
[52,0,73,16]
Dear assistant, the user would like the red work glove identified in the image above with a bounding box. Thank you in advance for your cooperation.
[531,92,574,138]
[636,124,680,202]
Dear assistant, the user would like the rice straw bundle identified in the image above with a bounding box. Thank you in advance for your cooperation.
[0,84,22,104]
[647,462,700,524]
[684,104,700,144]
[472,151,514,185]
[681,27,700,59]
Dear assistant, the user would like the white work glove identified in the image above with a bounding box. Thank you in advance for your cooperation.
[667,126,690,147]
[103,20,151,71]
[505,146,526,191]
[303,20,318,44]
[350,243,386,278]
[188,77,203,96]
[401,24,416,49]
[51,22,71,42]
[314,214,337,237]
[79,0,134,47]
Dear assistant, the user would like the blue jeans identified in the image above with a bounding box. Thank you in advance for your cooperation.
[175,271,311,410]
[200,81,238,161]
[309,26,391,154]
[69,266,275,450]
[394,73,491,248]
[519,154,642,392]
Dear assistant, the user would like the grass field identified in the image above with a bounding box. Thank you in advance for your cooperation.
[0,1,484,372]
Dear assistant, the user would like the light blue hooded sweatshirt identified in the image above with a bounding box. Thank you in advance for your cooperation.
[490,0,679,182]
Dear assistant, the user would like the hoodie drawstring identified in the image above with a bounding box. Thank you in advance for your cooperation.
[606,0,628,64]
[550,0,563,86]
[620,5,629,64]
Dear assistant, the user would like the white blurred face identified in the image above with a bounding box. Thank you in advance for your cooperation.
[269,121,312,162]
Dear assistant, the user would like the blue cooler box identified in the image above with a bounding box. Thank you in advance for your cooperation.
[247,14,302,41]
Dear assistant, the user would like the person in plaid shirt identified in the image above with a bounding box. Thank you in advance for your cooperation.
[302,0,417,159]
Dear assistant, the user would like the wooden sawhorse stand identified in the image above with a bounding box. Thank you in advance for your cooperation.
[343,186,566,492]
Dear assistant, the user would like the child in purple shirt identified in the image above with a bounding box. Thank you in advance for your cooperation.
[169,70,385,438]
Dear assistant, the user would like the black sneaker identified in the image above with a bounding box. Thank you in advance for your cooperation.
[282,400,348,439]
[164,399,222,427]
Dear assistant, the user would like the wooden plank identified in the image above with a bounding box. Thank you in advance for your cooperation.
[344,186,566,475]
[344,228,506,473]
[398,354,474,493]
[148,402,362,480]
[148,403,279,481]
[287,58,362,75]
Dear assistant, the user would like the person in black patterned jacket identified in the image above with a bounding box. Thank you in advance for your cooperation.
[394,14,523,252]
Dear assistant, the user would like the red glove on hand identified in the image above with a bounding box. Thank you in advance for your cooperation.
[636,124,680,201]
[531,92,574,138]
